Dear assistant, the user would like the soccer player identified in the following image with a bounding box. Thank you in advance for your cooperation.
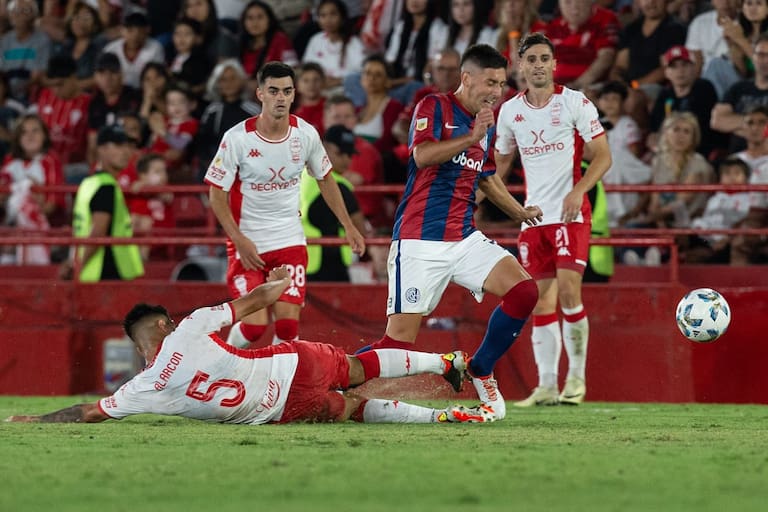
[358,44,544,421]
[495,33,612,406]
[205,61,366,348]
[6,267,492,425]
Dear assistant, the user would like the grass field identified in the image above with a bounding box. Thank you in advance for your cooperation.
[1,397,767,512]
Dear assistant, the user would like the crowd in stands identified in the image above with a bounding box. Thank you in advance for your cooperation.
[1,0,768,273]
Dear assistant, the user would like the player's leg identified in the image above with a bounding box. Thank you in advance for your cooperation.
[225,258,268,347]
[355,240,452,353]
[272,301,301,344]
[557,268,588,404]
[349,348,467,392]
[345,393,495,423]
[265,245,307,345]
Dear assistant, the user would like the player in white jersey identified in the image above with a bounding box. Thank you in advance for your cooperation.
[495,33,612,407]
[204,62,365,348]
[6,267,494,424]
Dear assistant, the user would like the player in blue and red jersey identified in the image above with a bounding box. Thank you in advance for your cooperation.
[357,44,543,421]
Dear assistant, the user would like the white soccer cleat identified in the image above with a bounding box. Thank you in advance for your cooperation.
[439,405,496,423]
[470,374,506,420]
[513,386,559,407]
[559,377,586,405]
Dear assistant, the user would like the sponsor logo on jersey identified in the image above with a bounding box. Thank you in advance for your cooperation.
[208,166,226,180]
[521,130,565,156]
[514,114,525,123]
[405,287,420,303]
[102,396,118,409]
[590,119,602,133]
[451,151,484,172]
[220,141,227,149]
[268,167,286,181]
[557,247,571,257]
[479,134,488,152]
[416,117,428,131]
[248,148,262,157]
[254,379,281,413]
[286,285,301,297]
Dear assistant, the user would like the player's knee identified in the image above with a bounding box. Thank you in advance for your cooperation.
[274,318,298,341]
[501,278,538,319]
[240,323,267,342]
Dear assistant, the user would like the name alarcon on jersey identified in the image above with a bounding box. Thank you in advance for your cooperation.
[520,141,566,156]
[452,151,483,172]
[250,177,300,192]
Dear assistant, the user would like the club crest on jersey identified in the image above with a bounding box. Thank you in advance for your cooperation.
[416,117,428,131]
[551,102,561,126]
[289,137,301,163]
[405,287,421,303]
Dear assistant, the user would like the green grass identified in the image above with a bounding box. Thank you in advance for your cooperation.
[1,397,767,512]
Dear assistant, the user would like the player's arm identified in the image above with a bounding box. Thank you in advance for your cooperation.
[316,177,366,256]
[229,266,291,320]
[6,402,109,423]
[412,108,495,168]
[208,186,265,270]
[562,134,612,223]
[479,173,542,227]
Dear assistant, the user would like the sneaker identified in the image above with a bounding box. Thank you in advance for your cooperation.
[470,374,506,420]
[441,351,468,392]
[512,386,559,407]
[441,405,496,423]
[559,377,586,405]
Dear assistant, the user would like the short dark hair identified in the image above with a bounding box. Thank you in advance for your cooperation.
[460,44,507,71]
[257,61,295,86]
[363,53,393,78]
[47,55,77,79]
[598,80,629,100]
[718,158,751,179]
[123,303,170,340]
[175,16,203,36]
[745,104,768,117]
[136,153,164,174]
[298,61,325,79]
[324,94,355,110]
[518,32,555,58]
[164,81,195,102]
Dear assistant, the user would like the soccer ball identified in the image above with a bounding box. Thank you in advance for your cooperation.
[675,288,731,343]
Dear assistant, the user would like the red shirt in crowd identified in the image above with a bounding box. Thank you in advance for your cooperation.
[35,88,91,165]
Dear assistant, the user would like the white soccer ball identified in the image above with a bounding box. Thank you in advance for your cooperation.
[675,288,731,343]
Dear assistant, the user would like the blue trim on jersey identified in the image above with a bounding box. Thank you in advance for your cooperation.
[394,240,402,313]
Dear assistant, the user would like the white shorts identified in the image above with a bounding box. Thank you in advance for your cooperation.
[386,231,513,316]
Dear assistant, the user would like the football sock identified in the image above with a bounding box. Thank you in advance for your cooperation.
[532,313,561,389]
[274,318,298,344]
[469,279,537,377]
[354,334,414,354]
[562,304,589,380]
[352,399,441,423]
[356,349,445,380]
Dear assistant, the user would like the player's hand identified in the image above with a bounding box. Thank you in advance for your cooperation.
[520,205,543,227]
[267,265,290,283]
[233,235,265,270]
[471,108,495,142]
[561,190,583,223]
[346,227,366,257]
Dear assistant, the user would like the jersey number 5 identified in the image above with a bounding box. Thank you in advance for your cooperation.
[186,370,246,407]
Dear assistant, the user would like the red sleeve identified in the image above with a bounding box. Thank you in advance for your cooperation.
[410,95,442,150]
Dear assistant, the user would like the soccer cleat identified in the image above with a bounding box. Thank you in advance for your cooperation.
[512,386,559,407]
[442,405,496,423]
[470,373,506,420]
[559,377,586,405]
[441,351,468,392]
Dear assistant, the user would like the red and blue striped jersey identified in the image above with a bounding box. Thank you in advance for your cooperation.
[393,92,495,241]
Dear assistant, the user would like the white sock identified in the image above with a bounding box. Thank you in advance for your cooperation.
[372,349,445,378]
[532,320,561,389]
[226,322,250,348]
[361,399,441,423]
[562,304,589,380]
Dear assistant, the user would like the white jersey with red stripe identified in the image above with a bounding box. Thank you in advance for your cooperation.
[98,304,300,425]
[495,85,605,229]
[204,115,332,254]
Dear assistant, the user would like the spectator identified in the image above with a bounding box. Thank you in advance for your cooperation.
[731,143,768,264]
[127,153,175,261]
[724,0,768,80]
[102,11,165,89]
[428,0,498,58]
[60,124,144,282]
[494,0,544,80]
[147,82,199,182]
[302,0,365,92]
[34,55,91,182]
[138,62,171,122]
[541,0,620,90]
[649,45,723,158]
[686,0,740,90]
[293,62,326,134]
[0,114,64,264]
[360,0,404,54]
[239,0,298,84]
[323,94,389,228]
[355,54,402,155]
[53,1,105,92]
[0,71,25,160]
[684,158,751,263]
[301,124,370,282]
[732,105,768,170]
[87,52,141,165]
[596,81,652,228]
[196,58,260,181]
[0,0,52,103]
[169,17,212,95]
[180,0,239,64]
[711,34,768,152]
